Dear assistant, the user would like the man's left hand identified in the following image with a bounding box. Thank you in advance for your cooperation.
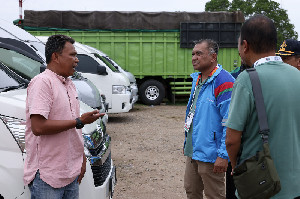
[213,157,228,173]
[78,155,87,184]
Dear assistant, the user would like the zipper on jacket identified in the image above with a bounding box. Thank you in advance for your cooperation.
[214,132,216,140]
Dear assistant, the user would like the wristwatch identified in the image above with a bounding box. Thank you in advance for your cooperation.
[75,118,85,129]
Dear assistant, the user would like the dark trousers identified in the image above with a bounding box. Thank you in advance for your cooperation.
[226,162,237,199]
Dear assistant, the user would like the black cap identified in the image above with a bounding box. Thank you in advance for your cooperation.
[276,39,300,56]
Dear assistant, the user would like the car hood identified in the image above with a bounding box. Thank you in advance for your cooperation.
[121,69,136,83]
[0,89,27,120]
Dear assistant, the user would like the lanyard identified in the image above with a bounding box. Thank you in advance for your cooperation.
[253,56,282,68]
[184,65,219,133]
[189,65,219,111]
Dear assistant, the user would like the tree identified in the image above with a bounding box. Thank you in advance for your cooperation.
[205,0,230,11]
[230,0,256,17]
[205,0,298,47]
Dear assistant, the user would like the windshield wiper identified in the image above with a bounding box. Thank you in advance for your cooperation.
[0,83,26,92]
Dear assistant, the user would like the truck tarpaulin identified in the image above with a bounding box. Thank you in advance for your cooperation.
[24,10,244,30]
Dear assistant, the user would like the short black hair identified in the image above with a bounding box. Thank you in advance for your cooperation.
[195,39,219,55]
[45,34,75,64]
[240,15,277,54]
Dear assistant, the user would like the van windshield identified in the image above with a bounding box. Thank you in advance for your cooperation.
[0,64,22,92]
[103,56,121,72]
[93,53,119,73]
[0,47,41,80]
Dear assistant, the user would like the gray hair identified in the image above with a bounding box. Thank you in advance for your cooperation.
[194,39,219,55]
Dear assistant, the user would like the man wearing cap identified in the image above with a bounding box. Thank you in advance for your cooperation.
[277,39,300,70]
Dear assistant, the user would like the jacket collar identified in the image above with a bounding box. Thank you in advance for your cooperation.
[190,64,223,83]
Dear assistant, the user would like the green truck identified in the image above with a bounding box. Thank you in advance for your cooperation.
[23,10,244,105]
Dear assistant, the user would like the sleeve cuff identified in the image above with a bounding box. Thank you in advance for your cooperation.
[217,152,229,160]
[29,110,49,120]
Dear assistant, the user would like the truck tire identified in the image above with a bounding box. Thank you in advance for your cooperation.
[139,80,165,105]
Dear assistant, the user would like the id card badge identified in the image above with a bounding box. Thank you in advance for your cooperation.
[184,112,194,132]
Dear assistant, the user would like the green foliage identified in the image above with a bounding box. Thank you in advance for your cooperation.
[205,0,298,48]
[205,0,230,11]
[230,0,256,16]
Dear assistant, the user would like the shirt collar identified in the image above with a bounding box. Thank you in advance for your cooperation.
[197,64,220,85]
[45,69,71,84]
[253,56,282,68]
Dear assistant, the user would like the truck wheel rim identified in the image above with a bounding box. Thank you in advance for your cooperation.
[145,86,159,100]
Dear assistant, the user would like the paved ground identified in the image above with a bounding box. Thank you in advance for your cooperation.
[107,103,188,199]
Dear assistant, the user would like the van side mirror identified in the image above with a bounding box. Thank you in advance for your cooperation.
[97,65,108,75]
[40,64,46,72]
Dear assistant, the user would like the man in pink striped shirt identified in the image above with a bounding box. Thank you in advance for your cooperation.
[24,35,102,198]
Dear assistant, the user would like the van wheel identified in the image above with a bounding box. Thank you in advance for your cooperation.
[139,80,165,105]
[0,194,3,199]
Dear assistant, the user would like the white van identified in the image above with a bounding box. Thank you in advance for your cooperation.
[75,42,134,113]
[37,36,133,114]
[0,22,116,198]
[83,44,139,104]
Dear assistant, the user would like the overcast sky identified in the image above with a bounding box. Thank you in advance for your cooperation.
[0,0,298,40]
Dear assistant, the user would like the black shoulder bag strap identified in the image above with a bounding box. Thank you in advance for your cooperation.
[246,68,270,143]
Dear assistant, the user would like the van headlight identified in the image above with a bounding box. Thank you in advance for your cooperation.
[0,115,26,153]
[112,85,126,94]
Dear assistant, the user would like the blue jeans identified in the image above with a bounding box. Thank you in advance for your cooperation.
[28,171,79,199]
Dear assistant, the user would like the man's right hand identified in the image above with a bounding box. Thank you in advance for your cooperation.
[80,110,104,125]
[31,111,104,136]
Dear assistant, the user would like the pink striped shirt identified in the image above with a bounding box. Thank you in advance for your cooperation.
[24,69,84,188]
